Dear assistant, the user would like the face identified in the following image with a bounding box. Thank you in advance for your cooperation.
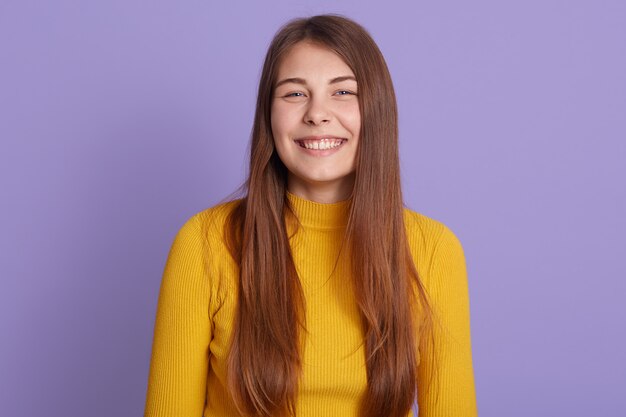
[271,41,360,203]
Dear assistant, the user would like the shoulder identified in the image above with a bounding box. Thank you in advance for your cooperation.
[168,199,243,297]
[176,198,243,244]
[403,207,448,243]
[157,200,244,324]
[195,198,242,234]
[402,207,465,284]
[402,206,459,256]
[166,199,243,269]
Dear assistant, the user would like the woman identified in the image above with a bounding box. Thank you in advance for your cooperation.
[144,14,477,417]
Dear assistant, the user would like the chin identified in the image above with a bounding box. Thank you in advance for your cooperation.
[302,172,348,183]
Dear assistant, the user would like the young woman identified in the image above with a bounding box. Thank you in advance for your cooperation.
[144,14,477,417]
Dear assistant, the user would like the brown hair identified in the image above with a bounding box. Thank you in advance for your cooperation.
[224,14,437,417]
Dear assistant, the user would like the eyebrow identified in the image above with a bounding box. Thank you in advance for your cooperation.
[274,75,357,89]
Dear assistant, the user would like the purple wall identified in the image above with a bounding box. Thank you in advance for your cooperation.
[1,1,624,416]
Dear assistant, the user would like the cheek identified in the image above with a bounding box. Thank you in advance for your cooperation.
[270,104,292,139]
[270,105,291,161]
[337,102,361,132]
[347,115,361,155]
[347,109,361,137]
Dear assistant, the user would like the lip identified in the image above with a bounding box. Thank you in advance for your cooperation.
[293,135,347,157]
[294,135,347,142]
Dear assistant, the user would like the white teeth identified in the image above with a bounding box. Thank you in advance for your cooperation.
[299,139,344,150]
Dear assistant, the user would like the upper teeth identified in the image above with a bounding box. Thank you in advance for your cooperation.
[298,138,344,150]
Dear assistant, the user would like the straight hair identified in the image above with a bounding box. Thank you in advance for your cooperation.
[224,14,438,417]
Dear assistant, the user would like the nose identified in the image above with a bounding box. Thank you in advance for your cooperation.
[303,95,331,126]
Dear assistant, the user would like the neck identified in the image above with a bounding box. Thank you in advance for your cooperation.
[286,174,355,203]
[285,190,351,230]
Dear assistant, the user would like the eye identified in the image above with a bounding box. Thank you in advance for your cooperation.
[284,92,305,97]
[335,90,357,96]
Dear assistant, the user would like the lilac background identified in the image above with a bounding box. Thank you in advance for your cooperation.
[1,1,624,416]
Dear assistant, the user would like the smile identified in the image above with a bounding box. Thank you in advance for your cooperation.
[294,137,347,150]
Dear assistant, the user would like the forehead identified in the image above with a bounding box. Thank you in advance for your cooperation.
[276,41,355,79]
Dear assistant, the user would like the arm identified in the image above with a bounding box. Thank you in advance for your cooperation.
[144,214,213,417]
[417,225,478,416]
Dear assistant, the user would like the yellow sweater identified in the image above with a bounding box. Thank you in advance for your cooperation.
[144,191,477,416]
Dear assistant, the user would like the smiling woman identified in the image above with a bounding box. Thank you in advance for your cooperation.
[144,14,477,417]
[271,41,361,203]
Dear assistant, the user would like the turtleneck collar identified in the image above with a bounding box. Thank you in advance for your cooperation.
[286,190,351,230]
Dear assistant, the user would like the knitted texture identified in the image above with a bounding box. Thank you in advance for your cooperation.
[144,192,477,416]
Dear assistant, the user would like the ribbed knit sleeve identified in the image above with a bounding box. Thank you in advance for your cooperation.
[144,214,213,417]
[417,225,478,417]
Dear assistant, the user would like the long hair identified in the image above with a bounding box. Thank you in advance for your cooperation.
[224,14,437,417]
